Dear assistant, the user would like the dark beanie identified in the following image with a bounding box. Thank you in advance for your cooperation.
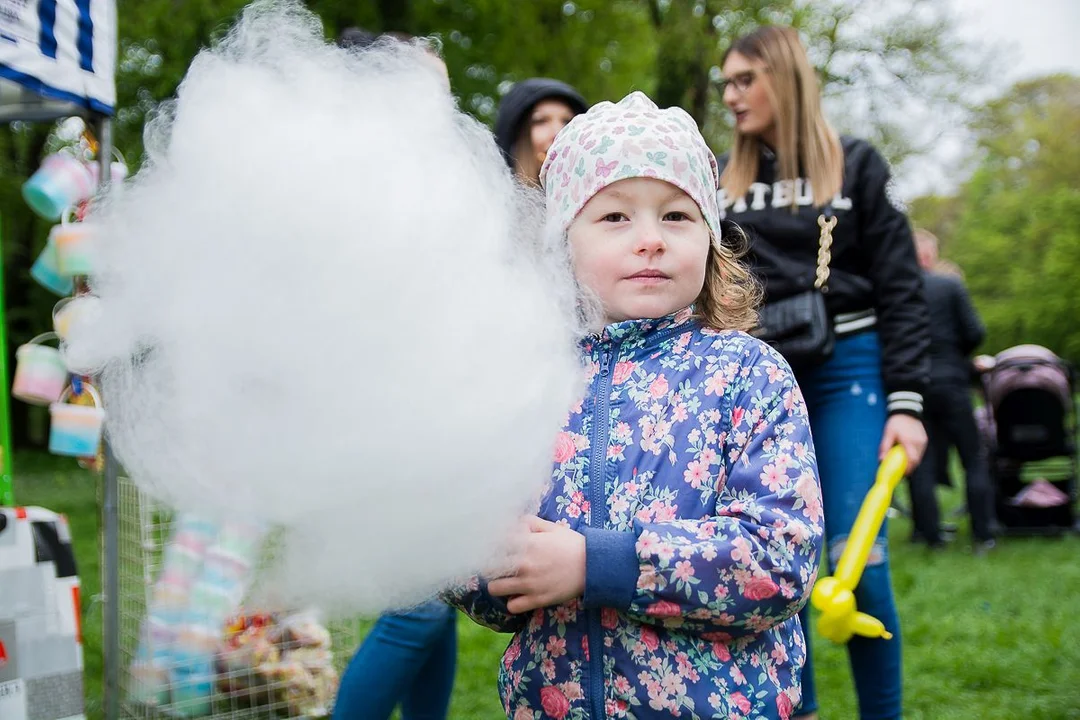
[493,78,587,168]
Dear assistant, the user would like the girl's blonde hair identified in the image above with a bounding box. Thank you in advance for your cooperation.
[720,26,844,208]
[696,226,762,332]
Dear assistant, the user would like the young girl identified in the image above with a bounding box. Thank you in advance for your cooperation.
[448,92,824,719]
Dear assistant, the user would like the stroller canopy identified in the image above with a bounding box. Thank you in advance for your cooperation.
[987,345,1072,411]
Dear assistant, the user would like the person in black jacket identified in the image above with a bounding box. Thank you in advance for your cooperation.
[909,229,996,551]
[717,26,930,720]
[493,78,587,185]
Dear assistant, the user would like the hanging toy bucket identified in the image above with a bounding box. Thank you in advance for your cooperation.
[49,383,105,457]
[22,152,96,221]
[51,209,100,277]
[12,332,68,405]
[30,235,76,296]
[53,295,101,341]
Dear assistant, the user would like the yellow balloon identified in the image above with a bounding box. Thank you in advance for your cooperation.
[812,446,907,644]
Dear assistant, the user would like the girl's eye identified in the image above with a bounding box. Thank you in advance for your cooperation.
[664,211,691,222]
[601,212,628,222]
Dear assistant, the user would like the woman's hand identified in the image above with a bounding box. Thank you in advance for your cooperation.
[879,414,927,469]
[487,517,586,614]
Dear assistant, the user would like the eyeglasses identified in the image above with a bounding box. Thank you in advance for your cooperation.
[715,70,758,95]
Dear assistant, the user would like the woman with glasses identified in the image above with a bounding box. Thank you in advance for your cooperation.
[716,26,930,720]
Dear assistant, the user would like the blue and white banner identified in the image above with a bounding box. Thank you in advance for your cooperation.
[0,0,116,115]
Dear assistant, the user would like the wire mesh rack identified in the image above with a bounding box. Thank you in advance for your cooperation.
[110,475,364,719]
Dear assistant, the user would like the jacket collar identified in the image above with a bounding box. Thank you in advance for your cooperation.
[588,305,698,349]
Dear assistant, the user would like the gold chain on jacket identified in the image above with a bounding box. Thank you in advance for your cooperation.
[814,213,838,291]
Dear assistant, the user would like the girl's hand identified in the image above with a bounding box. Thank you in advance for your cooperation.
[879,414,927,469]
[487,517,585,614]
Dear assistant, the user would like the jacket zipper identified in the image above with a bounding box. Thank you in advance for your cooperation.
[587,343,613,719]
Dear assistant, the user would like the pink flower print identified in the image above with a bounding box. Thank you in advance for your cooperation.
[504,637,522,668]
[607,444,624,459]
[771,641,789,665]
[731,405,746,429]
[561,682,583,702]
[673,560,695,582]
[656,541,676,562]
[761,463,788,492]
[731,536,753,564]
[731,692,752,715]
[553,432,577,464]
[777,693,794,720]
[711,640,731,661]
[767,363,785,383]
[645,599,682,618]
[514,706,533,720]
[649,375,669,398]
[636,506,653,523]
[684,460,708,488]
[596,158,618,178]
[640,626,660,652]
[796,473,823,524]
[704,371,727,396]
[612,361,635,385]
[614,674,632,695]
[566,503,581,518]
[637,530,661,554]
[554,605,576,624]
[653,503,677,523]
[546,636,567,658]
[540,685,570,719]
[541,657,557,680]
[601,607,619,629]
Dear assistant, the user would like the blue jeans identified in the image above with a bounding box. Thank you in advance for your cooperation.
[332,599,458,720]
[795,332,902,719]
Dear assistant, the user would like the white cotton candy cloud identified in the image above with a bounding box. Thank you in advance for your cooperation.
[62,0,588,613]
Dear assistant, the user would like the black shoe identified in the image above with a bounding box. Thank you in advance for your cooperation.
[940,522,959,534]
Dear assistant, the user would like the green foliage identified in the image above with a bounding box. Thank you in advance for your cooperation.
[1,0,999,447]
[911,75,1080,363]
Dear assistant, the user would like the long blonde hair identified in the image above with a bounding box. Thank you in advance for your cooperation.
[720,26,843,208]
[696,227,762,332]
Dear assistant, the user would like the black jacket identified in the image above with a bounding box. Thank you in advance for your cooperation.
[921,270,985,386]
[493,78,587,168]
[716,137,930,416]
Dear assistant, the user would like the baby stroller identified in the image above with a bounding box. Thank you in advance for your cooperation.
[975,345,1078,535]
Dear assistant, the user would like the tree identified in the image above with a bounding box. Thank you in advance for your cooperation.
[910,75,1080,362]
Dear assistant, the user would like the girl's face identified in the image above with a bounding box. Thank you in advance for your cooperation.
[721,51,776,143]
[529,99,577,162]
[569,178,710,325]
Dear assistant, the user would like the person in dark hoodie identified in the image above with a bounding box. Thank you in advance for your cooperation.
[493,78,587,185]
[331,30,459,720]
[909,229,996,552]
[716,26,930,720]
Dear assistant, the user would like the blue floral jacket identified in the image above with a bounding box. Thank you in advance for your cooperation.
[450,310,823,719]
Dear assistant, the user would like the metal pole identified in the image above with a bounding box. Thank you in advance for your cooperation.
[96,114,122,720]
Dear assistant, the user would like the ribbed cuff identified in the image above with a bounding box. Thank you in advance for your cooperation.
[886,390,924,419]
[582,527,638,611]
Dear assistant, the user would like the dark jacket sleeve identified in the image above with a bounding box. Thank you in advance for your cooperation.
[950,277,986,356]
[854,142,931,418]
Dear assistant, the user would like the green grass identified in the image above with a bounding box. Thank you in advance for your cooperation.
[10,451,1080,719]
